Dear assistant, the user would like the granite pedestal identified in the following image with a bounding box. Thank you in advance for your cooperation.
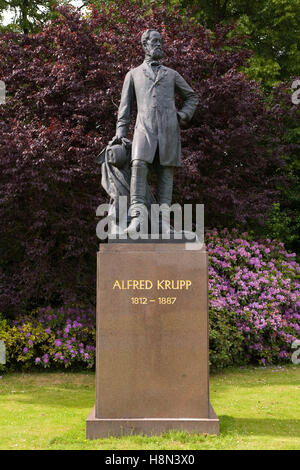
[86,243,219,438]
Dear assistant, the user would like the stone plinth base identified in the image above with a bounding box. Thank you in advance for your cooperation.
[86,405,219,439]
[86,243,219,438]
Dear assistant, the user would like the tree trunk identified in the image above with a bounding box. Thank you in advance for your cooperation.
[21,0,29,34]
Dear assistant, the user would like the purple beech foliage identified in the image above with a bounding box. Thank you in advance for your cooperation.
[0,2,292,315]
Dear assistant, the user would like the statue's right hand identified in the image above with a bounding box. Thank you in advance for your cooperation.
[109,135,123,146]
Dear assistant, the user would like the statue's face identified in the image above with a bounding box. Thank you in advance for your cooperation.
[144,31,163,60]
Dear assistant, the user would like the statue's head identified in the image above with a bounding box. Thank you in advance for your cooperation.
[141,29,164,60]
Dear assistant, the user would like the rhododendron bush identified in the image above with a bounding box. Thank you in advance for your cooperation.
[208,229,299,367]
[0,304,96,370]
[0,229,298,370]
[0,2,291,316]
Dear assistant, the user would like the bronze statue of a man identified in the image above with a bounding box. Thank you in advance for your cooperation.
[110,29,198,233]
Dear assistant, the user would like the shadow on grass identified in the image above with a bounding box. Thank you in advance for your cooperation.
[210,365,300,388]
[46,414,300,450]
[219,415,300,437]
[7,394,94,410]
[7,390,300,441]
[45,414,300,448]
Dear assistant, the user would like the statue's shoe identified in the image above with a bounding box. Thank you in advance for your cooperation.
[124,217,143,237]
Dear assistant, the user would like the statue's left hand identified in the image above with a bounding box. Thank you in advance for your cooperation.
[177,112,189,128]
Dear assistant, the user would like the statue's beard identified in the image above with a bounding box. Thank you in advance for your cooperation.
[147,46,164,60]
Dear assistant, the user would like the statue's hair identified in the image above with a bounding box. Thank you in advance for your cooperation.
[141,29,160,47]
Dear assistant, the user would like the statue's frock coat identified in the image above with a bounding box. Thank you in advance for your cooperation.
[116,62,198,167]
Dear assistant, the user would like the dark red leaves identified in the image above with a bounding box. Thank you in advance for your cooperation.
[0,1,291,316]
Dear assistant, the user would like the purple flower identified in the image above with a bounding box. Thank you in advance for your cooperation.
[42,354,49,364]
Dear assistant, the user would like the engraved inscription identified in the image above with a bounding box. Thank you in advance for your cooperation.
[113,279,192,290]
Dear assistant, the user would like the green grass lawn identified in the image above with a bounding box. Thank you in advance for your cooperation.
[0,365,299,450]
